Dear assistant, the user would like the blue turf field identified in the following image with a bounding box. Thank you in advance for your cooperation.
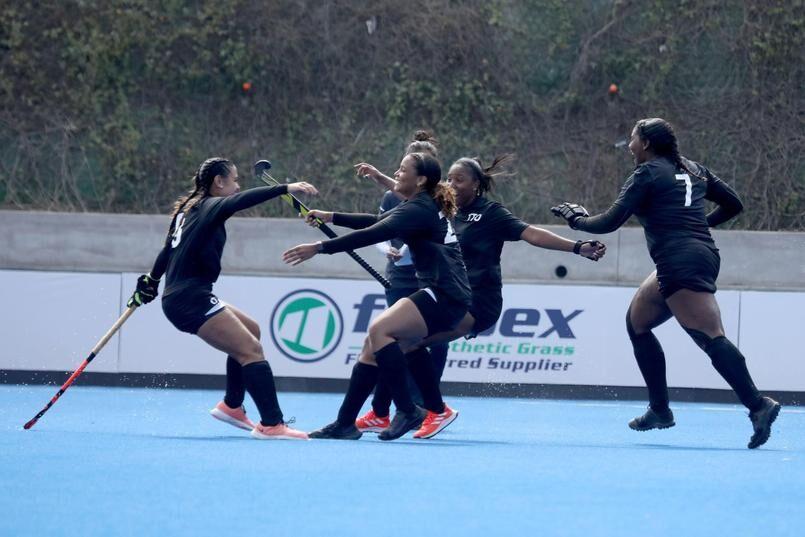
[1,385,803,536]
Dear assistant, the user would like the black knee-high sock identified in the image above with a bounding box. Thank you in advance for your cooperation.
[371,377,393,417]
[374,342,415,414]
[705,336,763,411]
[630,331,670,412]
[223,356,246,409]
[429,343,449,381]
[241,361,283,426]
[337,362,379,425]
[406,347,445,413]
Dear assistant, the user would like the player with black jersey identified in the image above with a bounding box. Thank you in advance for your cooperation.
[552,118,781,449]
[352,131,453,434]
[354,189,454,433]
[282,152,471,441]
[355,155,606,439]
[127,157,317,440]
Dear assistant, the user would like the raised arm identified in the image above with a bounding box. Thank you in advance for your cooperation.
[215,182,318,220]
[355,162,399,192]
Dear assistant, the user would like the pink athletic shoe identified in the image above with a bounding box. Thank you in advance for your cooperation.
[251,421,309,441]
[210,401,255,431]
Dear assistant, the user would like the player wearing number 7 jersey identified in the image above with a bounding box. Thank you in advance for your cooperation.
[127,157,318,440]
[552,118,780,449]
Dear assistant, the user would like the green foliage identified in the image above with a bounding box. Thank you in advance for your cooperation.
[1,0,802,229]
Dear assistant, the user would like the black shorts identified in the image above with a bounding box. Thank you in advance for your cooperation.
[654,241,720,299]
[162,286,227,334]
[408,288,468,337]
[466,292,502,339]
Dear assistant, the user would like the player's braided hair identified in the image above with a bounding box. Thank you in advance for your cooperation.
[407,152,457,218]
[634,118,703,180]
[453,154,515,196]
[405,130,439,158]
[172,157,233,217]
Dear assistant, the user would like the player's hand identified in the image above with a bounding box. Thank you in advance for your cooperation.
[577,240,606,261]
[287,182,318,196]
[386,247,403,262]
[551,202,589,229]
[127,274,159,307]
[354,162,382,181]
[282,243,321,266]
[304,209,333,226]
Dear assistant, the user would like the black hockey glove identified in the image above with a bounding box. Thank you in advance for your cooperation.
[574,240,606,261]
[551,202,589,229]
[127,274,160,307]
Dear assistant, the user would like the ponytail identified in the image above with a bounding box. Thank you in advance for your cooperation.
[454,154,515,195]
[433,182,457,219]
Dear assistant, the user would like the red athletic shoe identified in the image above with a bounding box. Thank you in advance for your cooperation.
[251,422,309,441]
[355,409,391,433]
[210,401,255,431]
[413,403,458,439]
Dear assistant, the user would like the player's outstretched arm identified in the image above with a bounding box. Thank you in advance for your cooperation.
[520,226,606,261]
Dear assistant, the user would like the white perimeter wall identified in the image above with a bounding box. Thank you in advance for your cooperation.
[1,269,802,392]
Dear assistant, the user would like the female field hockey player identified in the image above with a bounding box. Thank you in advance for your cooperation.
[364,155,607,439]
[128,157,317,440]
[282,153,472,441]
[353,131,452,433]
[552,118,780,449]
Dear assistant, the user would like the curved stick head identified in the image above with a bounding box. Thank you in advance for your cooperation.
[253,160,272,177]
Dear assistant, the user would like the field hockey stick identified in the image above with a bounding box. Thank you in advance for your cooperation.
[254,160,391,289]
[23,305,137,429]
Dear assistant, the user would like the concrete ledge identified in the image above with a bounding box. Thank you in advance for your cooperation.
[2,210,803,290]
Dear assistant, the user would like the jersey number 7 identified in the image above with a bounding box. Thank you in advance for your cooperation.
[675,174,692,207]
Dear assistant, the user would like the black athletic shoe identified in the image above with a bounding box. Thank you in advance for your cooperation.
[309,420,362,440]
[748,396,781,449]
[378,407,427,441]
[628,407,675,431]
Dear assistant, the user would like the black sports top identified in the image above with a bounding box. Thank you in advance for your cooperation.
[379,191,419,289]
[453,196,529,297]
[321,191,472,306]
[149,185,288,293]
[572,157,742,260]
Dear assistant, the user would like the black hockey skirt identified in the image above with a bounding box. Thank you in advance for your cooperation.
[162,285,227,334]
[408,288,468,337]
[653,240,720,299]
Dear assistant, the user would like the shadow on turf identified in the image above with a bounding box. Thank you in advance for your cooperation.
[544,441,781,452]
[635,442,782,452]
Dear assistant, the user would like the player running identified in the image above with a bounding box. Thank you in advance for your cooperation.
[552,117,780,449]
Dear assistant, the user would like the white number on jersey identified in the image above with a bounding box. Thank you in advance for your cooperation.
[675,173,692,207]
[171,213,186,248]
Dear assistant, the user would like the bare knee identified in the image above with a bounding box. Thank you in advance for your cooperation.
[232,338,264,365]
[626,306,649,338]
[368,320,395,350]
